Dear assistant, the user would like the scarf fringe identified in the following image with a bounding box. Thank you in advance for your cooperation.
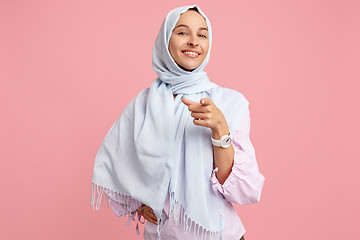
[169,190,224,240]
[91,183,223,240]
[91,183,142,235]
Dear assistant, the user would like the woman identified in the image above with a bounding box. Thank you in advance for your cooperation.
[91,5,265,240]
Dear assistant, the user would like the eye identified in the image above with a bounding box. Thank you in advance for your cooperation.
[199,34,207,38]
[178,32,187,36]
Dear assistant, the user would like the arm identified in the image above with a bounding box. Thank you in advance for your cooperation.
[211,118,234,184]
[103,189,142,217]
[103,190,159,225]
[181,97,265,204]
[181,97,234,184]
[211,107,265,204]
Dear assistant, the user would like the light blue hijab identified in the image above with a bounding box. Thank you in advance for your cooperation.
[91,5,248,240]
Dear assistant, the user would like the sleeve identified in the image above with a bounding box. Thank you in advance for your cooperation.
[103,189,144,235]
[210,106,265,205]
[103,189,143,217]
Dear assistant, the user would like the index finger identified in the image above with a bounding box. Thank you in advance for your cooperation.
[181,98,199,106]
[181,98,204,111]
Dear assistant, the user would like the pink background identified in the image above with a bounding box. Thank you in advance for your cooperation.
[1,0,359,239]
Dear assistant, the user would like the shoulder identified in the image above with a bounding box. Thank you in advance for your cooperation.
[122,88,150,118]
[207,86,249,108]
[207,86,250,133]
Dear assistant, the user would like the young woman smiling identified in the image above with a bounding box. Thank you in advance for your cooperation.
[91,5,265,240]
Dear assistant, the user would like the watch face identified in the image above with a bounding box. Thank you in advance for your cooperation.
[221,136,232,148]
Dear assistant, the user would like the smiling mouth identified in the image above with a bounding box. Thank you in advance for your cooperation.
[182,50,200,58]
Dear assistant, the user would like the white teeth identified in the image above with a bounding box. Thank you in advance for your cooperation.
[184,51,199,55]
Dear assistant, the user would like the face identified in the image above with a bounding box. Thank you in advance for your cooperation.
[168,10,209,72]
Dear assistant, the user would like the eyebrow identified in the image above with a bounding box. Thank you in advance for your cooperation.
[173,24,208,31]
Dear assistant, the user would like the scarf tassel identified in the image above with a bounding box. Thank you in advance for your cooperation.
[91,183,142,235]
[91,183,224,240]
[169,190,224,240]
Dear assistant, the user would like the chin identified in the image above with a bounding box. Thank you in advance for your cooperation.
[179,65,198,72]
[180,62,201,71]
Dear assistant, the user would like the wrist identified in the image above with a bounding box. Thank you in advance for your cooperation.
[137,204,146,211]
[211,123,229,140]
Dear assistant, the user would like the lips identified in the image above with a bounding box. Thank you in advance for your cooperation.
[181,49,200,58]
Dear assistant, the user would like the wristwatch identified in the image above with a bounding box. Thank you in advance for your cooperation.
[211,132,232,148]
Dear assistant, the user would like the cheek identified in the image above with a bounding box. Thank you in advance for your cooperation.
[202,43,209,58]
[169,43,177,57]
[169,36,187,52]
[168,40,178,60]
[168,44,174,57]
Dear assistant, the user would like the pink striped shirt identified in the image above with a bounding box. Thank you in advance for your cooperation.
[103,107,265,239]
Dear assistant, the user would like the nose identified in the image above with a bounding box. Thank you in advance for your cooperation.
[187,36,199,46]
[188,41,199,46]
[188,42,198,46]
